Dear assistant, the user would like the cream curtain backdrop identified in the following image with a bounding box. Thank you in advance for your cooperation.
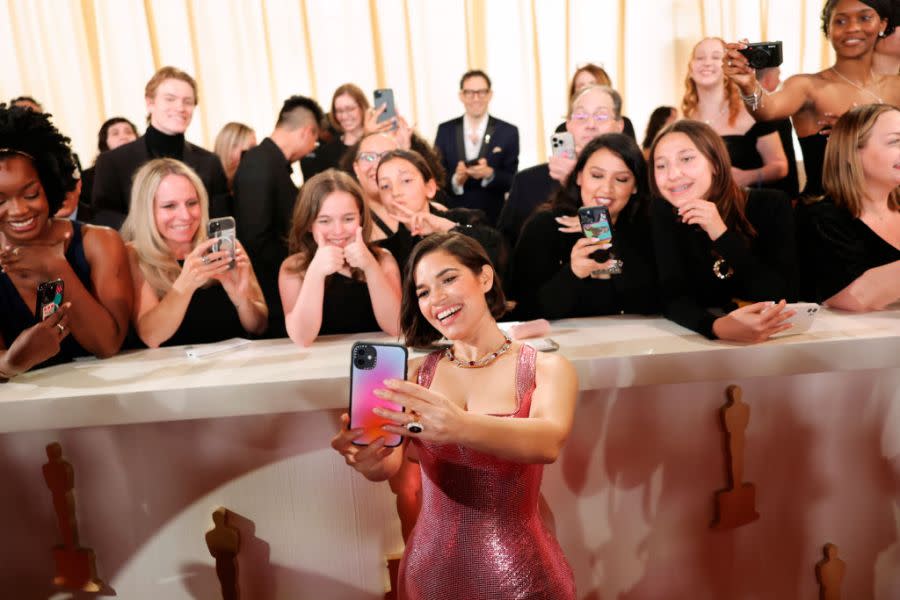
[1,0,834,173]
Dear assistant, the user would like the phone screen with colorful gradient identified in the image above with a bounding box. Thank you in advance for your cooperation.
[349,342,408,447]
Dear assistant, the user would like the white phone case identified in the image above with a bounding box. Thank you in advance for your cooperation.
[772,302,820,337]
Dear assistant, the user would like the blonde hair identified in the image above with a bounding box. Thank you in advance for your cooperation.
[213,122,255,185]
[284,169,377,278]
[822,103,900,216]
[682,38,741,127]
[121,158,209,296]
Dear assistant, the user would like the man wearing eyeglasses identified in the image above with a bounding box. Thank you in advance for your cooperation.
[498,85,625,247]
[434,70,520,225]
[233,95,323,337]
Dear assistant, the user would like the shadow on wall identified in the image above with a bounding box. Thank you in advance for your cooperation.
[547,372,899,599]
[0,408,344,598]
[180,511,374,600]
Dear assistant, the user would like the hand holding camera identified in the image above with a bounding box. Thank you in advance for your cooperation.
[723,39,782,95]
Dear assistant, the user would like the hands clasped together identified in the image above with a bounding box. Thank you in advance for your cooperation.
[0,229,71,280]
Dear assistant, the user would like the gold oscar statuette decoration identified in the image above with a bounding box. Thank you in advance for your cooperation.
[206,507,241,600]
[42,442,109,592]
[711,385,760,529]
[816,543,846,600]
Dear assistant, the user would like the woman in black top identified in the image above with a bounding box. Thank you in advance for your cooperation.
[375,149,508,278]
[797,103,900,309]
[122,158,268,348]
[0,106,133,377]
[279,169,401,346]
[510,134,659,320]
[649,120,798,342]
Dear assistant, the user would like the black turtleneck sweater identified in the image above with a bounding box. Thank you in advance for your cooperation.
[144,124,185,160]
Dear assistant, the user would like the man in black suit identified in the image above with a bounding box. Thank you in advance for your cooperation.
[498,85,625,248]
[434,70,519,225]
[90,66,229,228]
[233,95,323,338]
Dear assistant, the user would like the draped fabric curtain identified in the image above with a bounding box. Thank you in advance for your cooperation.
[1,0,832,171]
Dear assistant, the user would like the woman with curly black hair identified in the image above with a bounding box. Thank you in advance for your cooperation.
[0,105,133,378]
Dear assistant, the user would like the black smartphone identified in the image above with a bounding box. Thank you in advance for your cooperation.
[373,88,398,130]
[36,279,64,320]
[465,158,481,167]
[207,216,236,269]
[348,342,408,447]
[739,41,783,69]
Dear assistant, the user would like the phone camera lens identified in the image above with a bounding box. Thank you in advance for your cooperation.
[354,358,366,368]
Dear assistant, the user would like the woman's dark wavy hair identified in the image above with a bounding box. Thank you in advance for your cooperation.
[0,104,77,215]
[642,106,676,151]
[550,133,649,224]
[375,148,435,184]
[98,116,139,153]
[401,233,507,347]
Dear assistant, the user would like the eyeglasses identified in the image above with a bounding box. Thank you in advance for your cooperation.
[570,112,615,124]
[461,89,490,99]
[357,150,391,163]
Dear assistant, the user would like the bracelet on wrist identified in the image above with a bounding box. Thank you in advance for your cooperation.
[740,82,763,112]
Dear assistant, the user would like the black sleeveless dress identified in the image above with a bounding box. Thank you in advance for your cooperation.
[160,264,251,347]
[0,222,92,368]
[320,273,381,335]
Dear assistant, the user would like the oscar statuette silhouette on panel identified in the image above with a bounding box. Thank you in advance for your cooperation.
[42,442,109,592]
[206,507,241,600]
[711,385,760,529]
[816,543,846,600]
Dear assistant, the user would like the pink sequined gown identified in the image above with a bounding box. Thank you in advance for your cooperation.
[398,344,576,600]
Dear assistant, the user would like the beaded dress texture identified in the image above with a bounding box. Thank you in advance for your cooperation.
[398,344,576,600]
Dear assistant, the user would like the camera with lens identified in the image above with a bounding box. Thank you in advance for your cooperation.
[738,41,783,69]
[353,344,378,370]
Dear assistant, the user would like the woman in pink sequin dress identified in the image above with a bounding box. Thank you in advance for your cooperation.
[332,233,578,599]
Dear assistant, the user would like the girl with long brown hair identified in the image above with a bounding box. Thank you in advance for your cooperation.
[649,120,798,342]
[279,169,401,346]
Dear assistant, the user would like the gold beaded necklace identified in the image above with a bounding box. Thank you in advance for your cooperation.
[445,336,513,369]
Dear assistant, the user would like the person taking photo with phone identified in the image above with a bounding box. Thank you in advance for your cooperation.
[509,134,660,320]
[724,0,900,196]
[279,169,402,347]
[649,120,799,343]
[0,105,133,376]
[796,103,900,309]
[122,158,267,348]
[498,85,626,248]
[332,232,578,600]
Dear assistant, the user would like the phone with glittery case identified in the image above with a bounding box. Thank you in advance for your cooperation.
[349,342,407,447]
[35,279,64,320]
